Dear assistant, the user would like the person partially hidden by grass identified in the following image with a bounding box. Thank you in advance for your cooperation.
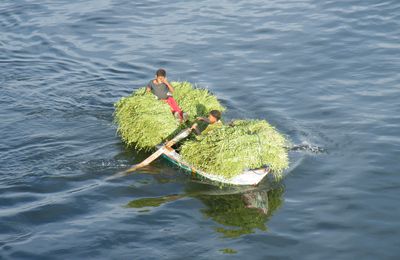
[191,110,223,135]
[146,68,188,122]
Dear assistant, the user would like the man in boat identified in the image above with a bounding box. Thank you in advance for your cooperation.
[191,110,222,135]
[146,68,188,122]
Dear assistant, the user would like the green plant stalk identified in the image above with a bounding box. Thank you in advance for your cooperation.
[180,120,289,178]
[114,82,225,151]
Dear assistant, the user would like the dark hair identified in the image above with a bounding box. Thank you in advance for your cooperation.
[209,110,221,120]
[156,68,166,77]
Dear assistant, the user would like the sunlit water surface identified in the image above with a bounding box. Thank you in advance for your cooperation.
[1,0,400,259]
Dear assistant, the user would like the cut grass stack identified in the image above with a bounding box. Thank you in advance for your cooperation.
[114,82,224,151]
[114,81,289,180]
[180,120,289,178]
[171,81,225,121]
[114,91,178,151]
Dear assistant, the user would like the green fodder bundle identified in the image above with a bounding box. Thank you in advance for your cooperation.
[114,91,179,150]
[171,81,225,120]
[180,120,289,179]
[114,82,225,150]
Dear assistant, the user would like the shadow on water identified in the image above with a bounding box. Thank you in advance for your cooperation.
[126,181,284,238]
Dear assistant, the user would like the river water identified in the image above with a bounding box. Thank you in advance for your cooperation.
[1,0,399,259]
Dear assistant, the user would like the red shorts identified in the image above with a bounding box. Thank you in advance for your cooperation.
[162,97,183,119]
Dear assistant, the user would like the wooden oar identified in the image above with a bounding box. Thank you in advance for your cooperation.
[110,128,192,178]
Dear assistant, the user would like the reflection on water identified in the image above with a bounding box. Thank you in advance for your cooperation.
[126,194,184,208]
[126,184,284,238]
[197,187,284,238]
[1,0,399,257]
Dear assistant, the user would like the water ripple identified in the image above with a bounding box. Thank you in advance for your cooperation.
[1,0,400,258]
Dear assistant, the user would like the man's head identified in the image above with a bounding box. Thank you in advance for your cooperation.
[208,110,221,123]
[156,68,166,79]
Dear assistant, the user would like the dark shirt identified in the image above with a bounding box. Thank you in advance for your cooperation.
[193,120,223,135]
[147,80,171,99]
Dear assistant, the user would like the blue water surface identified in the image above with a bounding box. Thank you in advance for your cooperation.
[1,0,400,259]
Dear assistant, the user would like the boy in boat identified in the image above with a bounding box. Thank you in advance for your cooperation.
[191,110,222,135]
[146,68,188,122]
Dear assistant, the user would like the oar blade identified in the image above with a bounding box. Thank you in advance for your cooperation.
[106,128,192,180]
[106,147,165,180]
[105,166,139,180]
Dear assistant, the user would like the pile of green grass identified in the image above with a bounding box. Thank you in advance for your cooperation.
[114,81,289,178]
[114,90,178,150]
[171,81,225,121]
[114,82,225,151]
[180,120,289,178]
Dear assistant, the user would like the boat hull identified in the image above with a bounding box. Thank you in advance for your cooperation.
[160,146,270,186]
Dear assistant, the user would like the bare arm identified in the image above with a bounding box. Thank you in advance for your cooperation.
[146,81,152,93]
[190,123,201,135]
[161,78,174,93]
[196,117,210,123]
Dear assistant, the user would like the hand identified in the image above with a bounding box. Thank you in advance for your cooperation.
[190,123,198,130]
[163,78,174,92]
[160,77,168,84]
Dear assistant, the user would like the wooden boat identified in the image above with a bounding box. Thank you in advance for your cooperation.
[158,145,271,186]
[114,128,271,186]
